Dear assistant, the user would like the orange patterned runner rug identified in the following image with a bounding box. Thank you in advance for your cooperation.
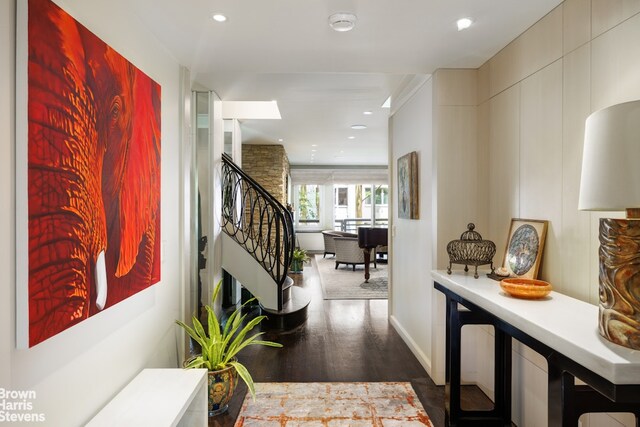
[233,382,433,426]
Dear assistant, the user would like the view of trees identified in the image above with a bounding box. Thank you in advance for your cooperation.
[298,185,320,221]
[295,184,388,228]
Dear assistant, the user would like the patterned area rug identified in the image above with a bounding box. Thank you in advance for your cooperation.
[315,255,388,300]
[234,382,433,426]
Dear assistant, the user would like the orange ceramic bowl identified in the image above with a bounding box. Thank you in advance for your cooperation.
[500,278,552,299]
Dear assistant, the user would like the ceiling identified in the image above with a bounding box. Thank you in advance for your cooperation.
[132,0,563,166]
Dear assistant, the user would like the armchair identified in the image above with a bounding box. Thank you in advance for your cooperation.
[321,230,357,258]
[334,237,367,271]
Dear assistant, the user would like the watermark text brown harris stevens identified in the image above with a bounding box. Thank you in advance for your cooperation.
[0,388,45,423]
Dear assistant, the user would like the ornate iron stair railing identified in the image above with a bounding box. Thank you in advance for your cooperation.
[220,153,295,310]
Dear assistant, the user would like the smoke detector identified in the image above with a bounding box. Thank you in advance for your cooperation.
[329,12,357,32]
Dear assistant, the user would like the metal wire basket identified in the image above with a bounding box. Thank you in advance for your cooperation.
[446,223,496,278]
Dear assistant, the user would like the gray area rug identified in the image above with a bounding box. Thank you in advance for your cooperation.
[315,254,388,299]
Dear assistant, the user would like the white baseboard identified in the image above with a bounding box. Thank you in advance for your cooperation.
[389,314,433,377]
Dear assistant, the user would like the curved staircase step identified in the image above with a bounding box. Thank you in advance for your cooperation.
[282,275,294,304]
[260,285,310,331]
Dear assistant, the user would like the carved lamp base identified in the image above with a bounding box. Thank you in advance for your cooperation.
[598,218,640,350]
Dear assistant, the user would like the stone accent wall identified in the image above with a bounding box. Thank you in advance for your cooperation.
[242,144,290,204]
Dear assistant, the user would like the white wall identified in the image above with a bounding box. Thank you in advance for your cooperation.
[388,2,640,426]
[297,232,324,252]
[477,2,639,425]
[388,2,640,425]
[432,68,485,387]
[0,0,16,391]
[1,1,184,425]
[389,79,438,379]
[389,71,483,387]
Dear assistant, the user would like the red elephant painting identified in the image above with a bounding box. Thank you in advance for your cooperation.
[25,0,161,347]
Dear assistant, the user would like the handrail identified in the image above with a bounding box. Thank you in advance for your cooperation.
[220,153,295,310]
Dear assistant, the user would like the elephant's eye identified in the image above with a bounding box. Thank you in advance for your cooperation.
[110,96,121,127]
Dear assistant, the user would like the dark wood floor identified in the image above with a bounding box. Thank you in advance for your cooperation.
[210,257,492,426]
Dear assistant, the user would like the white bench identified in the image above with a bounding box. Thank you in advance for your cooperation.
[86,368,207,427]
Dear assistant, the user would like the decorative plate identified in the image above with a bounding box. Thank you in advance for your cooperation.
[500,278,552,299]
[507,225,539,275]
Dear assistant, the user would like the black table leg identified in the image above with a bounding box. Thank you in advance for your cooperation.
[549,353,640,426]
[446,297,462,424]
[548,359,579,426]
[494,329,512,423]
[444,296,512,426]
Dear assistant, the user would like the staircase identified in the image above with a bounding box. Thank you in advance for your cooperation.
[220,153,310,329]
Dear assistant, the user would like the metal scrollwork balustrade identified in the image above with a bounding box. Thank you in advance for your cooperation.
[221,154,294,308]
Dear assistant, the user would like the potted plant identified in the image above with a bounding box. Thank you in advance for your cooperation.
[291,248,310,273]
[176,280,282,416]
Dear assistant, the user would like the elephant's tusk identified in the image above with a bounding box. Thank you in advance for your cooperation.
[95,251,108,310]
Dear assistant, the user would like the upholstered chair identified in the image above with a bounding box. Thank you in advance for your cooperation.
[334,237,366,271]
[321,230,357,258]
[322,231,337,257]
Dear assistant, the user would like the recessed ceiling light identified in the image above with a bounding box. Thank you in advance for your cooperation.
[351,124,367,130]
[278,138,283,142]
[457,17,473,31]
[312,150,317,152]
[348,136,356,140]
[329,12,357,32]
[363,111,373,115]
[212,14,227,22]
[311,144,318,147]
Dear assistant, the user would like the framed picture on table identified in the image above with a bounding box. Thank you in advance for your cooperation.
[502,219,548,279]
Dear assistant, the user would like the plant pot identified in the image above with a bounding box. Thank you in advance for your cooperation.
[291,259,303,273]
[207,364,238,416]
[183,357,238,416]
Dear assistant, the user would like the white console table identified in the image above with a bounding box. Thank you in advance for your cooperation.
[86,368,208,427]
[432,270,640,426]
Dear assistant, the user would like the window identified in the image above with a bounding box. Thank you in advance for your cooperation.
[364,185,372,205]
[292,179,388,231]
[375,186,388,205]
[363,185,388,206]
[296,184,320,225]
[333,184,388,231]
[336,187,348,206]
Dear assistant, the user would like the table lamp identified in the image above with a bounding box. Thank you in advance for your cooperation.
[579,100,640,350]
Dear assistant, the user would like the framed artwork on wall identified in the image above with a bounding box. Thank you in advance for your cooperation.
[502,219,548,279]
[397,151,419,219]
[16,0,162,348]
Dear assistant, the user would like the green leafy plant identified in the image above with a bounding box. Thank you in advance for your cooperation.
[176,281,282,398]
[292,248,310,263]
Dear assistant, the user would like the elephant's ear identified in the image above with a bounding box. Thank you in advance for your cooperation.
[115,71,161,278]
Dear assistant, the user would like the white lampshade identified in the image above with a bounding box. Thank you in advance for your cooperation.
[579,100,640,211]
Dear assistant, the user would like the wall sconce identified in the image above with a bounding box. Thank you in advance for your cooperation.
[579,100,640,350]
